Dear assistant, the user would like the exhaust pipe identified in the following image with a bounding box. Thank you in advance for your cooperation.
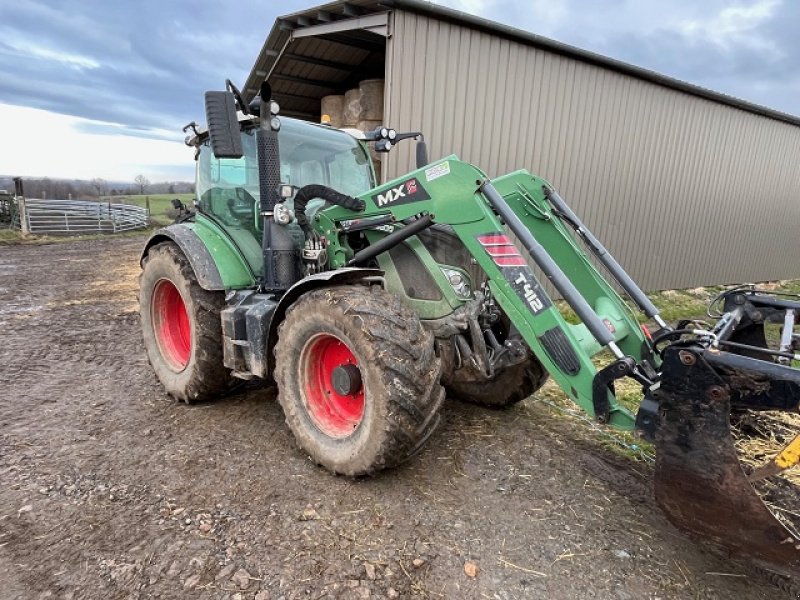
[256,82,300,292]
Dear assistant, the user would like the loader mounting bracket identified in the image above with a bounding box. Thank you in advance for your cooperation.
[591,356,637,423]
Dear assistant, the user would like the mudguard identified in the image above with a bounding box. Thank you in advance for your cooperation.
[265,268,384,373]
[140,223,255,291]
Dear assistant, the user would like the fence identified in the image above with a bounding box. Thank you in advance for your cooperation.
[20,199,150,234]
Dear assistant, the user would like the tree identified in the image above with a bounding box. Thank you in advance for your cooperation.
[91,178,108,198]
[134,174,150,195]
[167,183,175,194]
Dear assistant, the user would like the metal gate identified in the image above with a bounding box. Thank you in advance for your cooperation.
[21,199,150,234]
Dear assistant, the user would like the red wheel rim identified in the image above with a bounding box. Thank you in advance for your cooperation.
[151,279,191,371]
[301,333,365,438]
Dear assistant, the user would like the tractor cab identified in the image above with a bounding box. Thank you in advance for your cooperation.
[192,116,376,276]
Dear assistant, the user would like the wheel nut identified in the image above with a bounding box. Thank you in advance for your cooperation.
[706,385,728,401]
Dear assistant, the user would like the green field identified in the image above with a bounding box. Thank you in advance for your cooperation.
[105,193,195,226]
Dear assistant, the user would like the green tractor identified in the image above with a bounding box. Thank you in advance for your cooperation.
[140,80,800,578]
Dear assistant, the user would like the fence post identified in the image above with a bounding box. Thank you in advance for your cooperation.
[145,196,150,214]
[18,197,29,235]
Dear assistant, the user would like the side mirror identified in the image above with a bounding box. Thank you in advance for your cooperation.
[204,91,243,159]
[415,140,428,169]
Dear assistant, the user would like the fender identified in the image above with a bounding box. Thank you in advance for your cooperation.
[265,267,384,373]
[140,223,256,291]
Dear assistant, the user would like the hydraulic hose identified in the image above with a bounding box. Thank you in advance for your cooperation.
[293,185,365,234]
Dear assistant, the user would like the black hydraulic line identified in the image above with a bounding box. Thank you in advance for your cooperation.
[543,187,662,321]
[480,181,616,350]
[717,339,796,360]
[347,214,434,266]
[293,184,366,234]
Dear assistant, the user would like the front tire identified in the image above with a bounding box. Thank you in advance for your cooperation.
[139,242,231,403]
[274,285,445,476]
[445,357,548,408]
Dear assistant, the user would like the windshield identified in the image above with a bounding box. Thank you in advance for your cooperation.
[196,118,375,231]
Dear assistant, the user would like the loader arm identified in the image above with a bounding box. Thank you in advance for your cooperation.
[318,158,654,430]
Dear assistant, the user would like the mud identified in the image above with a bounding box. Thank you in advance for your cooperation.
[0,236,793,599]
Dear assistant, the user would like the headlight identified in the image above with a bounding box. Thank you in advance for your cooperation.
[441,267,471,298]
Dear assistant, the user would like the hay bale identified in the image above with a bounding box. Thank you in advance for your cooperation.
[358,79,384,120]
[320,95,344,127]
[342,88,362,127]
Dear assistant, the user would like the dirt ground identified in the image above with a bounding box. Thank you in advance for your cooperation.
[0,236,795,599]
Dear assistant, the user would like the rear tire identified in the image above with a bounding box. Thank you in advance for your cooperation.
[446,356,548,409]
[139,242,231,403]
[274,285,445,476]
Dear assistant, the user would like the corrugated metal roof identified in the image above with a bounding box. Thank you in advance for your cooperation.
[244,0,800,127]
[243,1,387,118]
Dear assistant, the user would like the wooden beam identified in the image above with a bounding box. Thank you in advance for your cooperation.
[271,73,338,90]
[317,32,386,53]
[341,3,360,17]
[290,13,388,40]
[284,52,353,72]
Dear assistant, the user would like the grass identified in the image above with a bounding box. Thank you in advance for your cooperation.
[105,193,195,226]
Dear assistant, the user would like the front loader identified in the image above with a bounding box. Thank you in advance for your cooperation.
[139,80,800,579]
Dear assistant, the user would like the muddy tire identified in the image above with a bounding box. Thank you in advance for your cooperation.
[446,357,548,409]
[274,285,445,476]
[139,242,231,403]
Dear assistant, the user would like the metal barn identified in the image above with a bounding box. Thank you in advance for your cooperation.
[244,0,800,291]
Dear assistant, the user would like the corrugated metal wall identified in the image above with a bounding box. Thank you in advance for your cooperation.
[384,10,800,291]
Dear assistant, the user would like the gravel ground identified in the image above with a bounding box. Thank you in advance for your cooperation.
[0,236,794,599]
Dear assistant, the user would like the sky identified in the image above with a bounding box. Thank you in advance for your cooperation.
[0,0,798,182]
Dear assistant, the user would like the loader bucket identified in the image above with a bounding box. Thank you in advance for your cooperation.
[653,345,800,578]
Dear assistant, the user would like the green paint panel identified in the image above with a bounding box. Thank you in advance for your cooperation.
[189,216,257,289]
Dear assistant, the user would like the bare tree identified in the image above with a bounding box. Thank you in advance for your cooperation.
[91,178,108,198]
[134,174,150,195]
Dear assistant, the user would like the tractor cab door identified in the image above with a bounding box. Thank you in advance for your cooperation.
[195,118,375,278]
[196,129,264,275]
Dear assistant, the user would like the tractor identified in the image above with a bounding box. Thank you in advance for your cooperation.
[139,80,800,579]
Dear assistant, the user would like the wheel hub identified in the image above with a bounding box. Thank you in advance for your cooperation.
[151,279,191,371]
[331,364,362,396]
[301,334,365,438]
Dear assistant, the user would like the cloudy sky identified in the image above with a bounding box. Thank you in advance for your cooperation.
[0,0,797,182]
